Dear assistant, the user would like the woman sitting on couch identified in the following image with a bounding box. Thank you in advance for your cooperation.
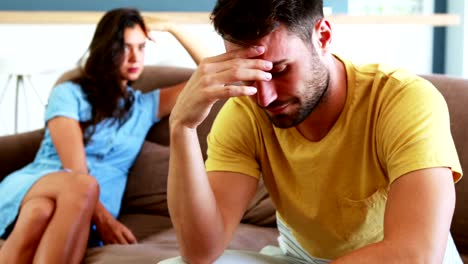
[0,7,203,264]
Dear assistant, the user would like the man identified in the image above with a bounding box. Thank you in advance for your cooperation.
[163,0,463,263]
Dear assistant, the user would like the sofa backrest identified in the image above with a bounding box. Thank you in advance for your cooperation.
[421,74,468,254]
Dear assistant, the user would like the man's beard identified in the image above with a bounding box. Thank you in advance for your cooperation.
[268,65,330,128]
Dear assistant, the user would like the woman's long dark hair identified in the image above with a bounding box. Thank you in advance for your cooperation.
[73,8,150,144]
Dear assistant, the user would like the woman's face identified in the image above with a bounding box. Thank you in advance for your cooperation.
[120,25,146,84]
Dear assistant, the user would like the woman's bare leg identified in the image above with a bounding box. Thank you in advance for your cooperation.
[33,172,99,264]
[0,171,99,264]
[0,197,55,264]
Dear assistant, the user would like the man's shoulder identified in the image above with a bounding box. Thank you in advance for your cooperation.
[337,55,423,89]
[354,63,431,90]
[357,63,415,80]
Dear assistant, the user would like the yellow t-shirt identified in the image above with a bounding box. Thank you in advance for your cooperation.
[205,57,463,259]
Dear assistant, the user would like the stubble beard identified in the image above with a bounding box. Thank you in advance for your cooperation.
[268,62,330,128]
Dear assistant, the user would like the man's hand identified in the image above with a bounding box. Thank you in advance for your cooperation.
[169,45,273,129]
[92,202,137,245]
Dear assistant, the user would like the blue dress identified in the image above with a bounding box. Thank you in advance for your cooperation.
[0,81,160,237]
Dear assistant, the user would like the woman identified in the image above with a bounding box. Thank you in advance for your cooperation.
[0,8,203,264]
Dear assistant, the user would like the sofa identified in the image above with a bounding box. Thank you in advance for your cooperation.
[0,66,467,263]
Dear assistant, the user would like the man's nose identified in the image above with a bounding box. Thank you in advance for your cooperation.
[255,80,277,107]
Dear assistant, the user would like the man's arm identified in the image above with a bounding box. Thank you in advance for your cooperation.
[333,167,455,263]
[168,126,258,263]
[167,46,273,263]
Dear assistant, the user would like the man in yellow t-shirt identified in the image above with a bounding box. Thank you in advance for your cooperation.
[162,0,463,263]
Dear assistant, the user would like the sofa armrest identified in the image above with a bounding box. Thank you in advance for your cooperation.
[0,129,44,181]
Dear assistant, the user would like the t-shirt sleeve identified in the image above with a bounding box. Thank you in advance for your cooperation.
[205,98,261,179]
[139,89,161,124]
[44,82,82,123]
[377,77,462,184]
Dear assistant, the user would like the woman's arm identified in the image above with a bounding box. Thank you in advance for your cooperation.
[152,22,211,119]
[157,81,187,119]
[151,21,212,65]
[48,116,136,244]
[48,117,88,174]
[165,25,210,65]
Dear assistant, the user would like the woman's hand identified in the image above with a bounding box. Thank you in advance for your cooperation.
[95,216,137,245]
[92,201,137,245]
[146,17,175,33]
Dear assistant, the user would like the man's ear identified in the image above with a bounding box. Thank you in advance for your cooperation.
[313,19,332,53]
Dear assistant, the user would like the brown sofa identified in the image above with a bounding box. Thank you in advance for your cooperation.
[0,66,467,263]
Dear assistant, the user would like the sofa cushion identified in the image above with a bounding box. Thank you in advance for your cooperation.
[118,214,173,242]
[121,141,170,216]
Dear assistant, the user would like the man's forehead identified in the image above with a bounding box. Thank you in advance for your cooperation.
[226,25,299,49]
[224,32,298,65]
[223,24,286,49]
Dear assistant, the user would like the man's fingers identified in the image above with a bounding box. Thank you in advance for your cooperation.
[217,67,272,86]
[191,45,272,91]
[201,57,273,76]
[195,66,271,90]
[205,45,266,64]
[209,84,257,99]
[192,68,270,101]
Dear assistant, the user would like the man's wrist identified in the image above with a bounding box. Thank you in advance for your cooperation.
[170,121,197,136]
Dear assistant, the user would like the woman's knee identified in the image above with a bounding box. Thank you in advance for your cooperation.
[73,173,100,198]
[62,173,100,211]
[19,197,55,227]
